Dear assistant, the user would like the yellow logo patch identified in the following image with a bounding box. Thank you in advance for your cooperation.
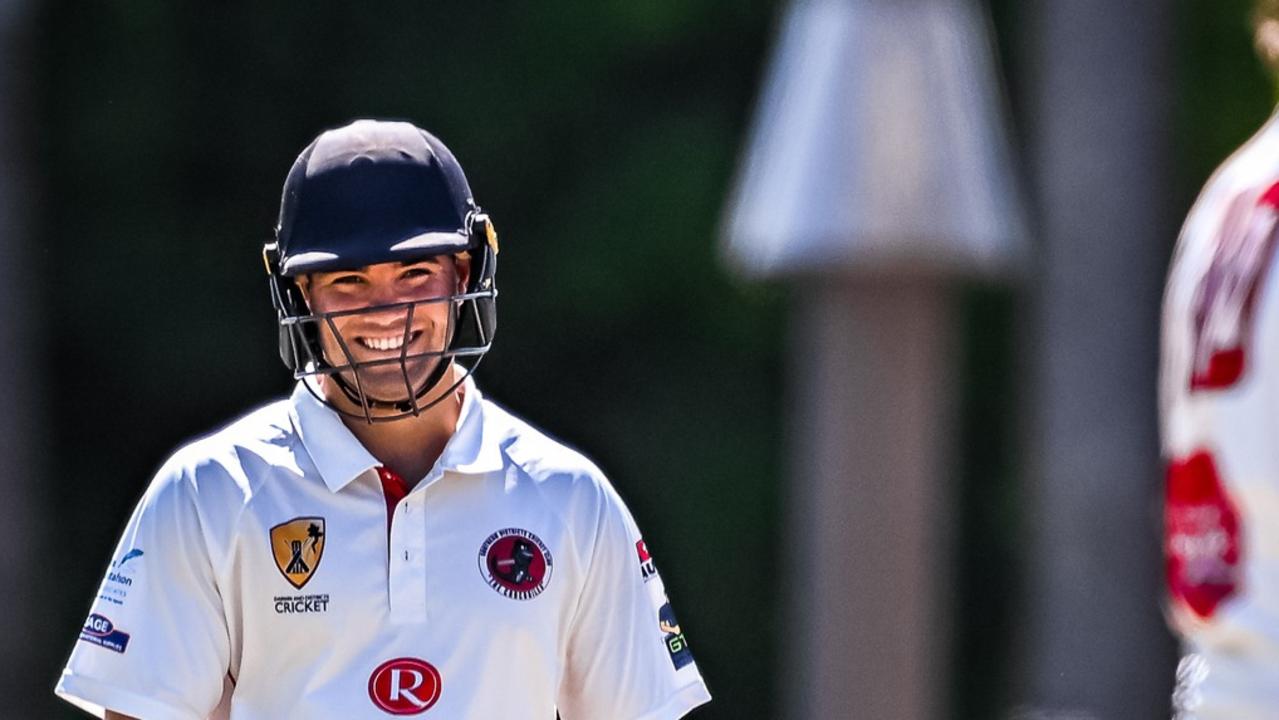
[270,517,326,590]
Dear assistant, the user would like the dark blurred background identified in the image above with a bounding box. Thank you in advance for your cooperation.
[3,0,1272,718]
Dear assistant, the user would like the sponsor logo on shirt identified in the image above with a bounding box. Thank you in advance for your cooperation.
[117,548,144,568]
[659,601,695,670]
[1189,181,1279,390]
[108,548,143,586]
[1165,450,1241,619]
[98,547,144,607]
[478,528,553,600]
[270,517,326,590]
[636,539,659,583]
[274,593,330,614]
[78,613,130,654]
[368,657,442,715]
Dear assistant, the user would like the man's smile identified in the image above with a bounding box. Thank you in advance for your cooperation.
[355,330,422,352]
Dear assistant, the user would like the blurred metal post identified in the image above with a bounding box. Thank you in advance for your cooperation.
[722,0,1024,717]
[1015,1,1177,718]
[0,0,40,707]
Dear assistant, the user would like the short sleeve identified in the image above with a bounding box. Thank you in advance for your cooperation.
[557,482,711,720]
[55,459,231,720]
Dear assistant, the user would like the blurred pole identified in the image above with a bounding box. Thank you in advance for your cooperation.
[722,0,1025,716]
[1016,0,1177,717]
[0,0,41,707]
[786,280,957,719]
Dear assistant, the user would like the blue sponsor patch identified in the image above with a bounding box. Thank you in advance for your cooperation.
[79,613,130,654]
[659,602,694,670]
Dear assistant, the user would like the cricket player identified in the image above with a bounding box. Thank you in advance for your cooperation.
[55,119,712,719]
[1160,4,1279,716]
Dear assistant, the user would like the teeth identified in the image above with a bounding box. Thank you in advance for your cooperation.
[358,334,408,351]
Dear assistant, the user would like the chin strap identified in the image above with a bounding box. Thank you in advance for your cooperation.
[329,355,455,421]
[301,356,482,425]
[314,296,468,423]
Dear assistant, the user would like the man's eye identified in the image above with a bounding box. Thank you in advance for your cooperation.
[330,275,365,285]
[401,267,433,279]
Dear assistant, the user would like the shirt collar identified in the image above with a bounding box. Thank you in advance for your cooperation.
[289,381,379,493]
[438,375,506,477]
[288,375,505,493]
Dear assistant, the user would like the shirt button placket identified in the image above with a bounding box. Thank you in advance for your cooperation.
[390,508,426,618]
[406,493,427,618]
[382,466,426,623]
[401,506,411,561]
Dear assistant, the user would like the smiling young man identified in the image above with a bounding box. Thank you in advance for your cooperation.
[55,119,711,719]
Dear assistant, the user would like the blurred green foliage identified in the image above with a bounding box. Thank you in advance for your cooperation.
[34,2,783,718]
[30,1,1279,719]
[1175,0,1275,208]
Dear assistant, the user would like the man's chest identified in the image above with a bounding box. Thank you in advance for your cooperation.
[218,469,582,687]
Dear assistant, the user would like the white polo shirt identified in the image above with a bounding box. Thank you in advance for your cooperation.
[1161,110,1279,718]
[56,377,711,719]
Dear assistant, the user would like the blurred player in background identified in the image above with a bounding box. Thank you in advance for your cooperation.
[54,119,711,719]
[1160,3,1279,716]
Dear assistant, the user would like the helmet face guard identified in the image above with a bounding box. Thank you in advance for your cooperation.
[267,232,497,423]
[264,120,498,422]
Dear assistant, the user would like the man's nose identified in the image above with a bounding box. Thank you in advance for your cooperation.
[356,286,412,325]
[366,278,410,308]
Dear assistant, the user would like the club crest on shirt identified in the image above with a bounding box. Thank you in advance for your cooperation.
[478,528,553,600]
[270,517,326,590]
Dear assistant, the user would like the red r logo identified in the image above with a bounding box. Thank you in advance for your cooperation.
[368,658,442,715]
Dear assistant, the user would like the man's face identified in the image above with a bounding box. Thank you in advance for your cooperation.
[298,254,471,408]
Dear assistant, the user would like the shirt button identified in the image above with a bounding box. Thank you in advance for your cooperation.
[403,551,410,562]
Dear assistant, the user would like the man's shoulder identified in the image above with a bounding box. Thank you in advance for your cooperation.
[149,396,299,500]
[1167,115,1279,313]
[171,396,296,461]
[1184,116,1279,235]
[481,399,608,483]
[480,399,639,530]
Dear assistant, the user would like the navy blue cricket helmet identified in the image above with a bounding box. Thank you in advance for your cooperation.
[262,119,499,421]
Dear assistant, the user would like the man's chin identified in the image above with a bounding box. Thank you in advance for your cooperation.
[325,365,449,408]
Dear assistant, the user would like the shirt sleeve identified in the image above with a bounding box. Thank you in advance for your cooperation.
[557,480,711,720]
[55,457,231,720]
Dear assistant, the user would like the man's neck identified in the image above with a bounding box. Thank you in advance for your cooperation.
[328,375,466,485]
